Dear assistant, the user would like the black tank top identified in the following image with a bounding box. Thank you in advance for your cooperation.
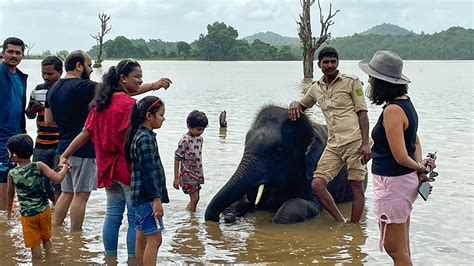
[371,97,418,176]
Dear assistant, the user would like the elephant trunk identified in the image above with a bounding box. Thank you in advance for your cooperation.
[205,153,264,221]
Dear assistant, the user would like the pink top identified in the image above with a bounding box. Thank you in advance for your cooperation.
[85,93,135,188]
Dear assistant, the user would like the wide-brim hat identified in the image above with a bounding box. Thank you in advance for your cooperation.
[358,51,410,84]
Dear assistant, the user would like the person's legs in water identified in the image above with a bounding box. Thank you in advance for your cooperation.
[143,232,162,265]
[383,221,412,265]
[187,190,200,212]
[103,181,126,257]
[311,177,346,222]
[123,183,136,257]
[0,148,9,210]
[53,192,73,226]
[0,181,7,210]
[350,180,365,223]
[135,229,146,264]
[135,202,161,265]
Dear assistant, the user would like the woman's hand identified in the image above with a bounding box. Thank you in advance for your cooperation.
[419,157,436,173]
[152,78,172,90]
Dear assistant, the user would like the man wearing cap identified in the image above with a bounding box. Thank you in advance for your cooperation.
[288,47,371,223]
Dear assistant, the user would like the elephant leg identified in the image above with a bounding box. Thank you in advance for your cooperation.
[272,198,321,224]
[222,196,253,223]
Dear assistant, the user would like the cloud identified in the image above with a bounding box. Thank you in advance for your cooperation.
[0,0,472,54]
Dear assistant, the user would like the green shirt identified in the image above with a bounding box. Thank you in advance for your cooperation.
[10,162,49,216]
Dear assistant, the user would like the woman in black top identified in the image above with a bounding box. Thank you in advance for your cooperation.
[359,51,435,265]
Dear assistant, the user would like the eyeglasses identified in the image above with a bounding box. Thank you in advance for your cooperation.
[116,58,138,76]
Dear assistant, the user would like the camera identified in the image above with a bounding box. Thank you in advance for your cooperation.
[424,151,437,174]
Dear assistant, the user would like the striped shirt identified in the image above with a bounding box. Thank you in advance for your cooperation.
[29,83,59,149]
[130,125,169,207]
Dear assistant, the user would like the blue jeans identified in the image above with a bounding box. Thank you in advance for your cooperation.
[103,180,136,257]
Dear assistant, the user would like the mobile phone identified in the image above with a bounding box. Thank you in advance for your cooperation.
[31,90,47,103]
[418,181,431,201]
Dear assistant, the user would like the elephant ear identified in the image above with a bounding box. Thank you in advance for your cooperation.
[304,135,325,180]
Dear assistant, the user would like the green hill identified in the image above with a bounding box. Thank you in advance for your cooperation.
[360,23,415,36]
[242,31,300,46]
[327,26,473,60]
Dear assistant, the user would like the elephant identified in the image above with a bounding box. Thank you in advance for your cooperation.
[205,105,362,224]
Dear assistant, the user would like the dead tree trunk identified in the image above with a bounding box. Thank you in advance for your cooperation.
[91,13,111,68]
[297,0,339,79]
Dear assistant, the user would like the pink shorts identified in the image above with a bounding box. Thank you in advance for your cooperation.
[373,171,419,251]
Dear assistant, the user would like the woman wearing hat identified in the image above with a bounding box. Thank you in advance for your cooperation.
[359,51,435,264]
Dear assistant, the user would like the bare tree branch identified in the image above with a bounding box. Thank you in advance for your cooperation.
[91,13,111,68]
[297,0,338,78]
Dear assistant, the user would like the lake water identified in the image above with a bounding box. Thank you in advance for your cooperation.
[0,60,473,264]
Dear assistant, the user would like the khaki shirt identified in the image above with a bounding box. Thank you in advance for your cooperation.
[300,71,367,147]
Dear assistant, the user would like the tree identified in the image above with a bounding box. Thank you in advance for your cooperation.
[26,43,35,58]
[91,13,111,68]
[297,0,339,78]
[42,50,52,57]
[176,41,191,57]
[195,21,239,60]
[56,50,69,61]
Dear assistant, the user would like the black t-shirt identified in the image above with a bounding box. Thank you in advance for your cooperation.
[45,78,97,158]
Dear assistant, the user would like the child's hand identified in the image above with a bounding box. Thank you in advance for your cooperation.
[152,198,163,219]
[173,176,181,190]
[58,164,70,172]
[59,156,71,167]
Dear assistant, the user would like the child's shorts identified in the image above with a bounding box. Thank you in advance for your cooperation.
[181,181,201,194]
[20,206,52,248]
[135,202,165,236]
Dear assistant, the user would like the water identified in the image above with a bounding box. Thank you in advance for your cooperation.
[0,60,473,264]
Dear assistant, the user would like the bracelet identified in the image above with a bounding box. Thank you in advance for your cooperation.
[416,162,422,171]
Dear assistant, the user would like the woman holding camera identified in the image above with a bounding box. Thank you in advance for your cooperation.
[359,51,435,265]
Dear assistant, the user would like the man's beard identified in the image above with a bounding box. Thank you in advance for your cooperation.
[80,68,90,80]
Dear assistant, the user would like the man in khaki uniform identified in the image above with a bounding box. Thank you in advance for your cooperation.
[288,47,371,223]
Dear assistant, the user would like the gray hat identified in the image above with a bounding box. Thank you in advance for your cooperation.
[358,51,410,84]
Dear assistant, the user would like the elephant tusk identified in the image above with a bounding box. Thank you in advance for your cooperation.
[255,184,265,205]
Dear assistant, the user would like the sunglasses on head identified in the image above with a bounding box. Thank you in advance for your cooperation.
[116,58,138,76]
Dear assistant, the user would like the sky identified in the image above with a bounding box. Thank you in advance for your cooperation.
[0,0,472,54]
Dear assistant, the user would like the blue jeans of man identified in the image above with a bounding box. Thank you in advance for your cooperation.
[103,180,136,257]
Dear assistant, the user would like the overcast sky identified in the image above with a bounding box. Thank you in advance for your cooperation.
[0,0,472,54]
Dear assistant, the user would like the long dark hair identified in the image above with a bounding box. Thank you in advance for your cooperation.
[368,77,408,105]
[90,59,141,111]
[125,96,164,163]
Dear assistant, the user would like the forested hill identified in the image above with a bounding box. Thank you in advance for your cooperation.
[242,26,474,60]
[243,31,300,46]
[360,23,414,36]
[329,27,473,60]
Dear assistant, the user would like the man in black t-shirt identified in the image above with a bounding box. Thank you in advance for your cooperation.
[45,51,97,231]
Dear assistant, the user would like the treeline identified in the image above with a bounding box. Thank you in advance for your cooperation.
[89,22,298,61]
[83,23,472,60]
[328,27,473,60]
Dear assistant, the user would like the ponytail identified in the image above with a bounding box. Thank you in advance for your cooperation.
[90,66,120,111]
[124,96,164,163]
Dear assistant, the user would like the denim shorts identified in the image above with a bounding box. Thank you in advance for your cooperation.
[135,202,165,236]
